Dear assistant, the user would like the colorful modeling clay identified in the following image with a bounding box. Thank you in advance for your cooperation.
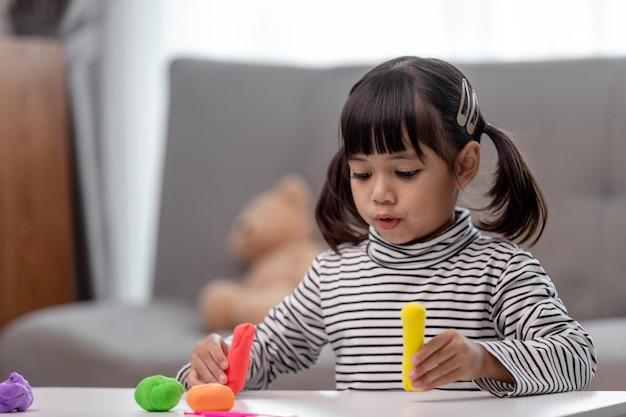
[225,323,256,395]
[134,375,185,412]
[0,372,33,413]
[186,383,235,412]
[401,303,426,391]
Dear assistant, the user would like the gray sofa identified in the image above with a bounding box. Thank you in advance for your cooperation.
[1,56,625,391]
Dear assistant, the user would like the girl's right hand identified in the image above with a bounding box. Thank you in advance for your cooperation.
[188,333,230,387]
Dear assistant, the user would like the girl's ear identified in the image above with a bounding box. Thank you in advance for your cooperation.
[454,141,480,189]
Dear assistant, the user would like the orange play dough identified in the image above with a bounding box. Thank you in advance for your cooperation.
[186,383,235,412]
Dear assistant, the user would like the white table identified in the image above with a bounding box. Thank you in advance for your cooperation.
[19,387,626,417]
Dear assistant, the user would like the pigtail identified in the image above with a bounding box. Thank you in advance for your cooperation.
[477,124,548,246]
[315,150,368,253]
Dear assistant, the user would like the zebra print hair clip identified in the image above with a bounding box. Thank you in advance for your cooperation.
[456,78,479,135]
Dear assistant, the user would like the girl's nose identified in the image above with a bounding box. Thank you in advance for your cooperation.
[372,177,395,204]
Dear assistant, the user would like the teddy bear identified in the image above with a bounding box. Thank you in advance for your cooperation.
[199,174,325,330]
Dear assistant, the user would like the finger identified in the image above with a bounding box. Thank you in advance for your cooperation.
[411,355,446,386]
[412,335,481,389]
[192,336,229,384]
[422,333,482,380]
[187,368,205,387]
[190,350,220,384]
[207,334,230,371]
[412,349,465,389]
[418,362,464,390]
[412,333,457,378]
[412,329,455,365]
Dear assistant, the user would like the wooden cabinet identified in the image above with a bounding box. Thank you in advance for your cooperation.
[0,37,74,327]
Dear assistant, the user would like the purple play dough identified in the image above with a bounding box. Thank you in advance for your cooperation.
[0,372,33,412]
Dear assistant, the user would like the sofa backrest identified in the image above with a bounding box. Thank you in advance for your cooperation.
[153,59,367,303]
[461,58,626,320]
[154,56,626,321]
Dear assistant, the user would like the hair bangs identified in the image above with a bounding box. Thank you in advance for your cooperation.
[340,69,439,160]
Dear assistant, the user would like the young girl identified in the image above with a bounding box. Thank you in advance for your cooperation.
[177,56,596,397]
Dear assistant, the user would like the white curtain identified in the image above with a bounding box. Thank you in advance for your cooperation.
[95,0,626,303]
[162,0,626,65]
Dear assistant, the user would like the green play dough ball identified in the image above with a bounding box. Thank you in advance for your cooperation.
[134,375,185,412]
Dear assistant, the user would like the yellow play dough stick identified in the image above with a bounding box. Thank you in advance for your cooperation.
[401,303,426,391]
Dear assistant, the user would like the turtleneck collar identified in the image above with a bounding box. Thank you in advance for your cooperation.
[366,208,480,270]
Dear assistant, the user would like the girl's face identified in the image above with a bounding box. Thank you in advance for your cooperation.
[347,143,460,245]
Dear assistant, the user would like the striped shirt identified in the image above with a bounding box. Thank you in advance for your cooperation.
[177,208,596,397]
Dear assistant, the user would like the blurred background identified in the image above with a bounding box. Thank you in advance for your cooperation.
[1,0,626,313]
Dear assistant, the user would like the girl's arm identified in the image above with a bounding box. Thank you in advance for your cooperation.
[475,252,597,397]
[244,258,329,390]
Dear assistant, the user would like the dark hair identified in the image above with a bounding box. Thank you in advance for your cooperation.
[315,56,547,252]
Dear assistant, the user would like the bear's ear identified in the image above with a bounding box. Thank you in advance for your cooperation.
[276,174,310,208]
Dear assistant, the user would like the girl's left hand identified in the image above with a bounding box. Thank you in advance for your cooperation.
[407,329,512,390]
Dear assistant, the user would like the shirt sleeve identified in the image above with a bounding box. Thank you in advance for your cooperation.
[244,258,329,389]
[174,260,327,391]
[176,362,192,390]
[474,251,597,397]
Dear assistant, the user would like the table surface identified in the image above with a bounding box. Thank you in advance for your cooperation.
[18,387,626,417]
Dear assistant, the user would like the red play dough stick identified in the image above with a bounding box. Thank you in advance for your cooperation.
[225,323,256,395]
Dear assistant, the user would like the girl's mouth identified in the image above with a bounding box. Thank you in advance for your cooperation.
[376,216,400,230]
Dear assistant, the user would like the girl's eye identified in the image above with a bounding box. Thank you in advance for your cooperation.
[350,172,371,180]
[396,170,420,179]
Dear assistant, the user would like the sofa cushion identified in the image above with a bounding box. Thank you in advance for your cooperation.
[0,301,337,389]
[0,301,205,387]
